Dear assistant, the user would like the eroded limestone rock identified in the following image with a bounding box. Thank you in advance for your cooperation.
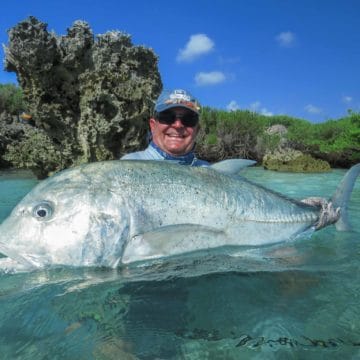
[3,16,162,178]
[263,149,331,172]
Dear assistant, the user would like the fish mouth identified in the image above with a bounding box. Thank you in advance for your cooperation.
[0,241,40,270]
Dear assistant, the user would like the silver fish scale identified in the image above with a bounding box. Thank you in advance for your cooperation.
[83,161,319,226]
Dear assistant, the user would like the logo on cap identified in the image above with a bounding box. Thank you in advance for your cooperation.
[156,89,201,113]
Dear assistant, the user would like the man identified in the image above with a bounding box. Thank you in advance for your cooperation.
[121,89,209,166]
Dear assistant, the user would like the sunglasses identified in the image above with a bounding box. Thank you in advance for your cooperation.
[156,111,199,127]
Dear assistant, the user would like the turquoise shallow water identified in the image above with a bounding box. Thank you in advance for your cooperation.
[0,167,359,359]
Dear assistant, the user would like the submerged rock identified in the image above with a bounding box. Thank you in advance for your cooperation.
[262,124,331,172]
[3,16,162,178]
[263,149,331,172]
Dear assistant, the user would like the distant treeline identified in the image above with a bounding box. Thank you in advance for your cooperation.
[1,83,359,166]
[196,107,360,166]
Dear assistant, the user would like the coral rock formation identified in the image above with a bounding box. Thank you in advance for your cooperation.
[4,16,162,178]
[262,125,331,172]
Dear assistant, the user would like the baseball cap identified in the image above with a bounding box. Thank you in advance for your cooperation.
[154,89,201,114]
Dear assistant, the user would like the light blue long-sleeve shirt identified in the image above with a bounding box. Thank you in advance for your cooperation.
[121,141,209,167]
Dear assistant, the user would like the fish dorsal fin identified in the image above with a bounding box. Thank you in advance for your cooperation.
[210,159,256,175]
[122,224,228,265]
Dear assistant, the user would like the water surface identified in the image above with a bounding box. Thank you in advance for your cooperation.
[0,167,359,359]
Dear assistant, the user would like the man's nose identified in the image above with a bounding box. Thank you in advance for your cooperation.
[172,119,184,128]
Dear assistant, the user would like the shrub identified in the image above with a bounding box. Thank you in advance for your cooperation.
[196,107,360,166]
[0,83,24,114]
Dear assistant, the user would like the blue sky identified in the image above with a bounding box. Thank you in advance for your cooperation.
[1,0,359,122]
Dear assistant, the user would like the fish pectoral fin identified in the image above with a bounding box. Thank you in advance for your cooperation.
[122,224,228,264]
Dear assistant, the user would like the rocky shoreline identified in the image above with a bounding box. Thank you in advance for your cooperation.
[0,17,355,177]
[0,108,338,176]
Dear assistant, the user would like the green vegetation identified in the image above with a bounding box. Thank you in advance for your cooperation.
[273,112,360,164]
[291,112,360,161]
[4,129,66,179]
[0,83,24,114]
[197,107,268,160]
[0,82,359,170]
[197,107,360,166]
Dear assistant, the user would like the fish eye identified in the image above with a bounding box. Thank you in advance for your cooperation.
[32,202,54,221]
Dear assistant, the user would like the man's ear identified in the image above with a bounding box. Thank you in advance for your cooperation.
[149,117,156,131]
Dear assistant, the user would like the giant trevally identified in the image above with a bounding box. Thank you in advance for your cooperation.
[0,160,358,271]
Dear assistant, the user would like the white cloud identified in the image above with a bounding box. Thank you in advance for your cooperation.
[276,31,296,47]
[250,101,273,116]
[342,95,353,104]
[177,34,214,62]
[261,108,273,116]
[305,104,322,114]
[227,100,240,111]
[250,101,261,111]
[195,71,226,86]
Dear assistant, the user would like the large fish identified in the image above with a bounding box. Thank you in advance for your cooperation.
[0,160,358,271]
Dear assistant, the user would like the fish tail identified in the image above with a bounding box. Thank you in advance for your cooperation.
[331,163,360,231]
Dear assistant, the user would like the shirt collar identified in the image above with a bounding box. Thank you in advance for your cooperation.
[150,141,196,165]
